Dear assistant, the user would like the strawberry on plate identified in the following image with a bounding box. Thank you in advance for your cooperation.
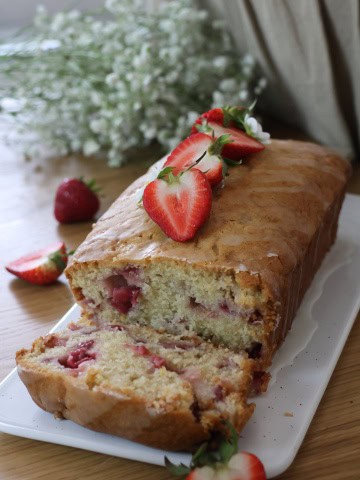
[185,453,266,480]
[142,166,212,242]
[166,422,266,480]
[5,241,68,286]
[54,178,101,223]
[164,132,231,187]
[191,106,266,160]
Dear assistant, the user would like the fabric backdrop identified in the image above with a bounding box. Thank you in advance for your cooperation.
[199,0,360,161]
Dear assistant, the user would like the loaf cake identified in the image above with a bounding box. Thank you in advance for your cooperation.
[66,140,350,369]
[16,318,255,450]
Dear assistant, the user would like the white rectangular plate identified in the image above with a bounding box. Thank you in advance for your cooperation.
[1,194,360,478]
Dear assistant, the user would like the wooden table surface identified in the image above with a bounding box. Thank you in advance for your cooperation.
[1,125,360,479]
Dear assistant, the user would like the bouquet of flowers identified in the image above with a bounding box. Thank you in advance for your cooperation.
[0,0,266,166]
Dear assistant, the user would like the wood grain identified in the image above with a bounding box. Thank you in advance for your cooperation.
[1,128,359,479]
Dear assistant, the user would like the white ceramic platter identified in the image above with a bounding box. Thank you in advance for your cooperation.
[1,194,360,478]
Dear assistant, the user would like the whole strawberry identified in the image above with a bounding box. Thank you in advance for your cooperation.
[54,178,100,223]
[6,242,68,286]
[166,422,266,480]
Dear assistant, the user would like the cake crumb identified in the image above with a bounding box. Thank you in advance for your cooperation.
[284,411,294,417]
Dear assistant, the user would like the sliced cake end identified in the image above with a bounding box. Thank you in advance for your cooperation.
[16,321,255,451]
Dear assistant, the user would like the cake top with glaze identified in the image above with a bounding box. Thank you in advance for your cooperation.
[68,140,350,298]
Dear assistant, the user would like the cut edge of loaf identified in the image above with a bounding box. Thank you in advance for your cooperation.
[66,258,277,367]
[16,321,256,451]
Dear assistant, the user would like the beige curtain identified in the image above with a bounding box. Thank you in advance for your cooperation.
[198,0,360,160]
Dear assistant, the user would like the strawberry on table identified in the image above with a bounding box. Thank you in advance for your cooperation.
[191,105,268,161]
[164,133,231,187]
[5,242,68,286]
[54,178,100,223]
[166,422,266,480]
[143,166,212,242]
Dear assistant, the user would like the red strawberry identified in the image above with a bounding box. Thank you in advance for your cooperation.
[189,108,225,130]
[5,242,68,286]
[164,133,225,187]
[111,286,141,314]
[58,340,96,369]
[143,167,212,242]
[166,422,266,480]
[54,178,100,223]
[191,107,264,160]
[207,122,264,160]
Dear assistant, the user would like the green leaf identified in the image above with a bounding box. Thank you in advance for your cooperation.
[221,106,233,127]
[195,120,213,135]
[218,440,236,464]
[157,166,174,180]
[221,104,257,132]
[164,457,191,476]
[191,442,209,466]
[85,178,102,193]
[208,134,233,156]
[164,422,240,478]
[48,250,67,271]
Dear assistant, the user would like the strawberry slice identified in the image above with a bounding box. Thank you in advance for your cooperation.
[191,106,265,160]
[207,121,264,160]
[143,167,212,242]
[5,242,68,286]
[164,133,229,187]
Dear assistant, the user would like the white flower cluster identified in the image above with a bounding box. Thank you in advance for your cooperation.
[0,0,267,166]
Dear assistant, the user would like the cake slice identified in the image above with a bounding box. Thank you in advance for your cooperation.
[66,140,350,369]
[16,319,255,451]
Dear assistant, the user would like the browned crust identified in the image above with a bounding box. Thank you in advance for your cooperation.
[16,342,255,452]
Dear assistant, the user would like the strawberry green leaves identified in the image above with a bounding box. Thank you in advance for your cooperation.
[165,422,266,480]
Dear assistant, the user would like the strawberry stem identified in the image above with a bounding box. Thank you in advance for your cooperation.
[165,421,239,476]
[208,134,233,156]
[48,250,67,271]
[195,120,213,135]
[221,101,258,134]
[78,177,102,194]
[157,166,180,185]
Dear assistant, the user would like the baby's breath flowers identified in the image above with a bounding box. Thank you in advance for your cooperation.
[244,114,271,145]
[0,0,267,166]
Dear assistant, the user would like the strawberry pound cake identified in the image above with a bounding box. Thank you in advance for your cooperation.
[66,140,350,369]
[16,320,255,451]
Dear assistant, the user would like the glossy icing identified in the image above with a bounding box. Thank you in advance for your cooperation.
[69,140,350,300]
